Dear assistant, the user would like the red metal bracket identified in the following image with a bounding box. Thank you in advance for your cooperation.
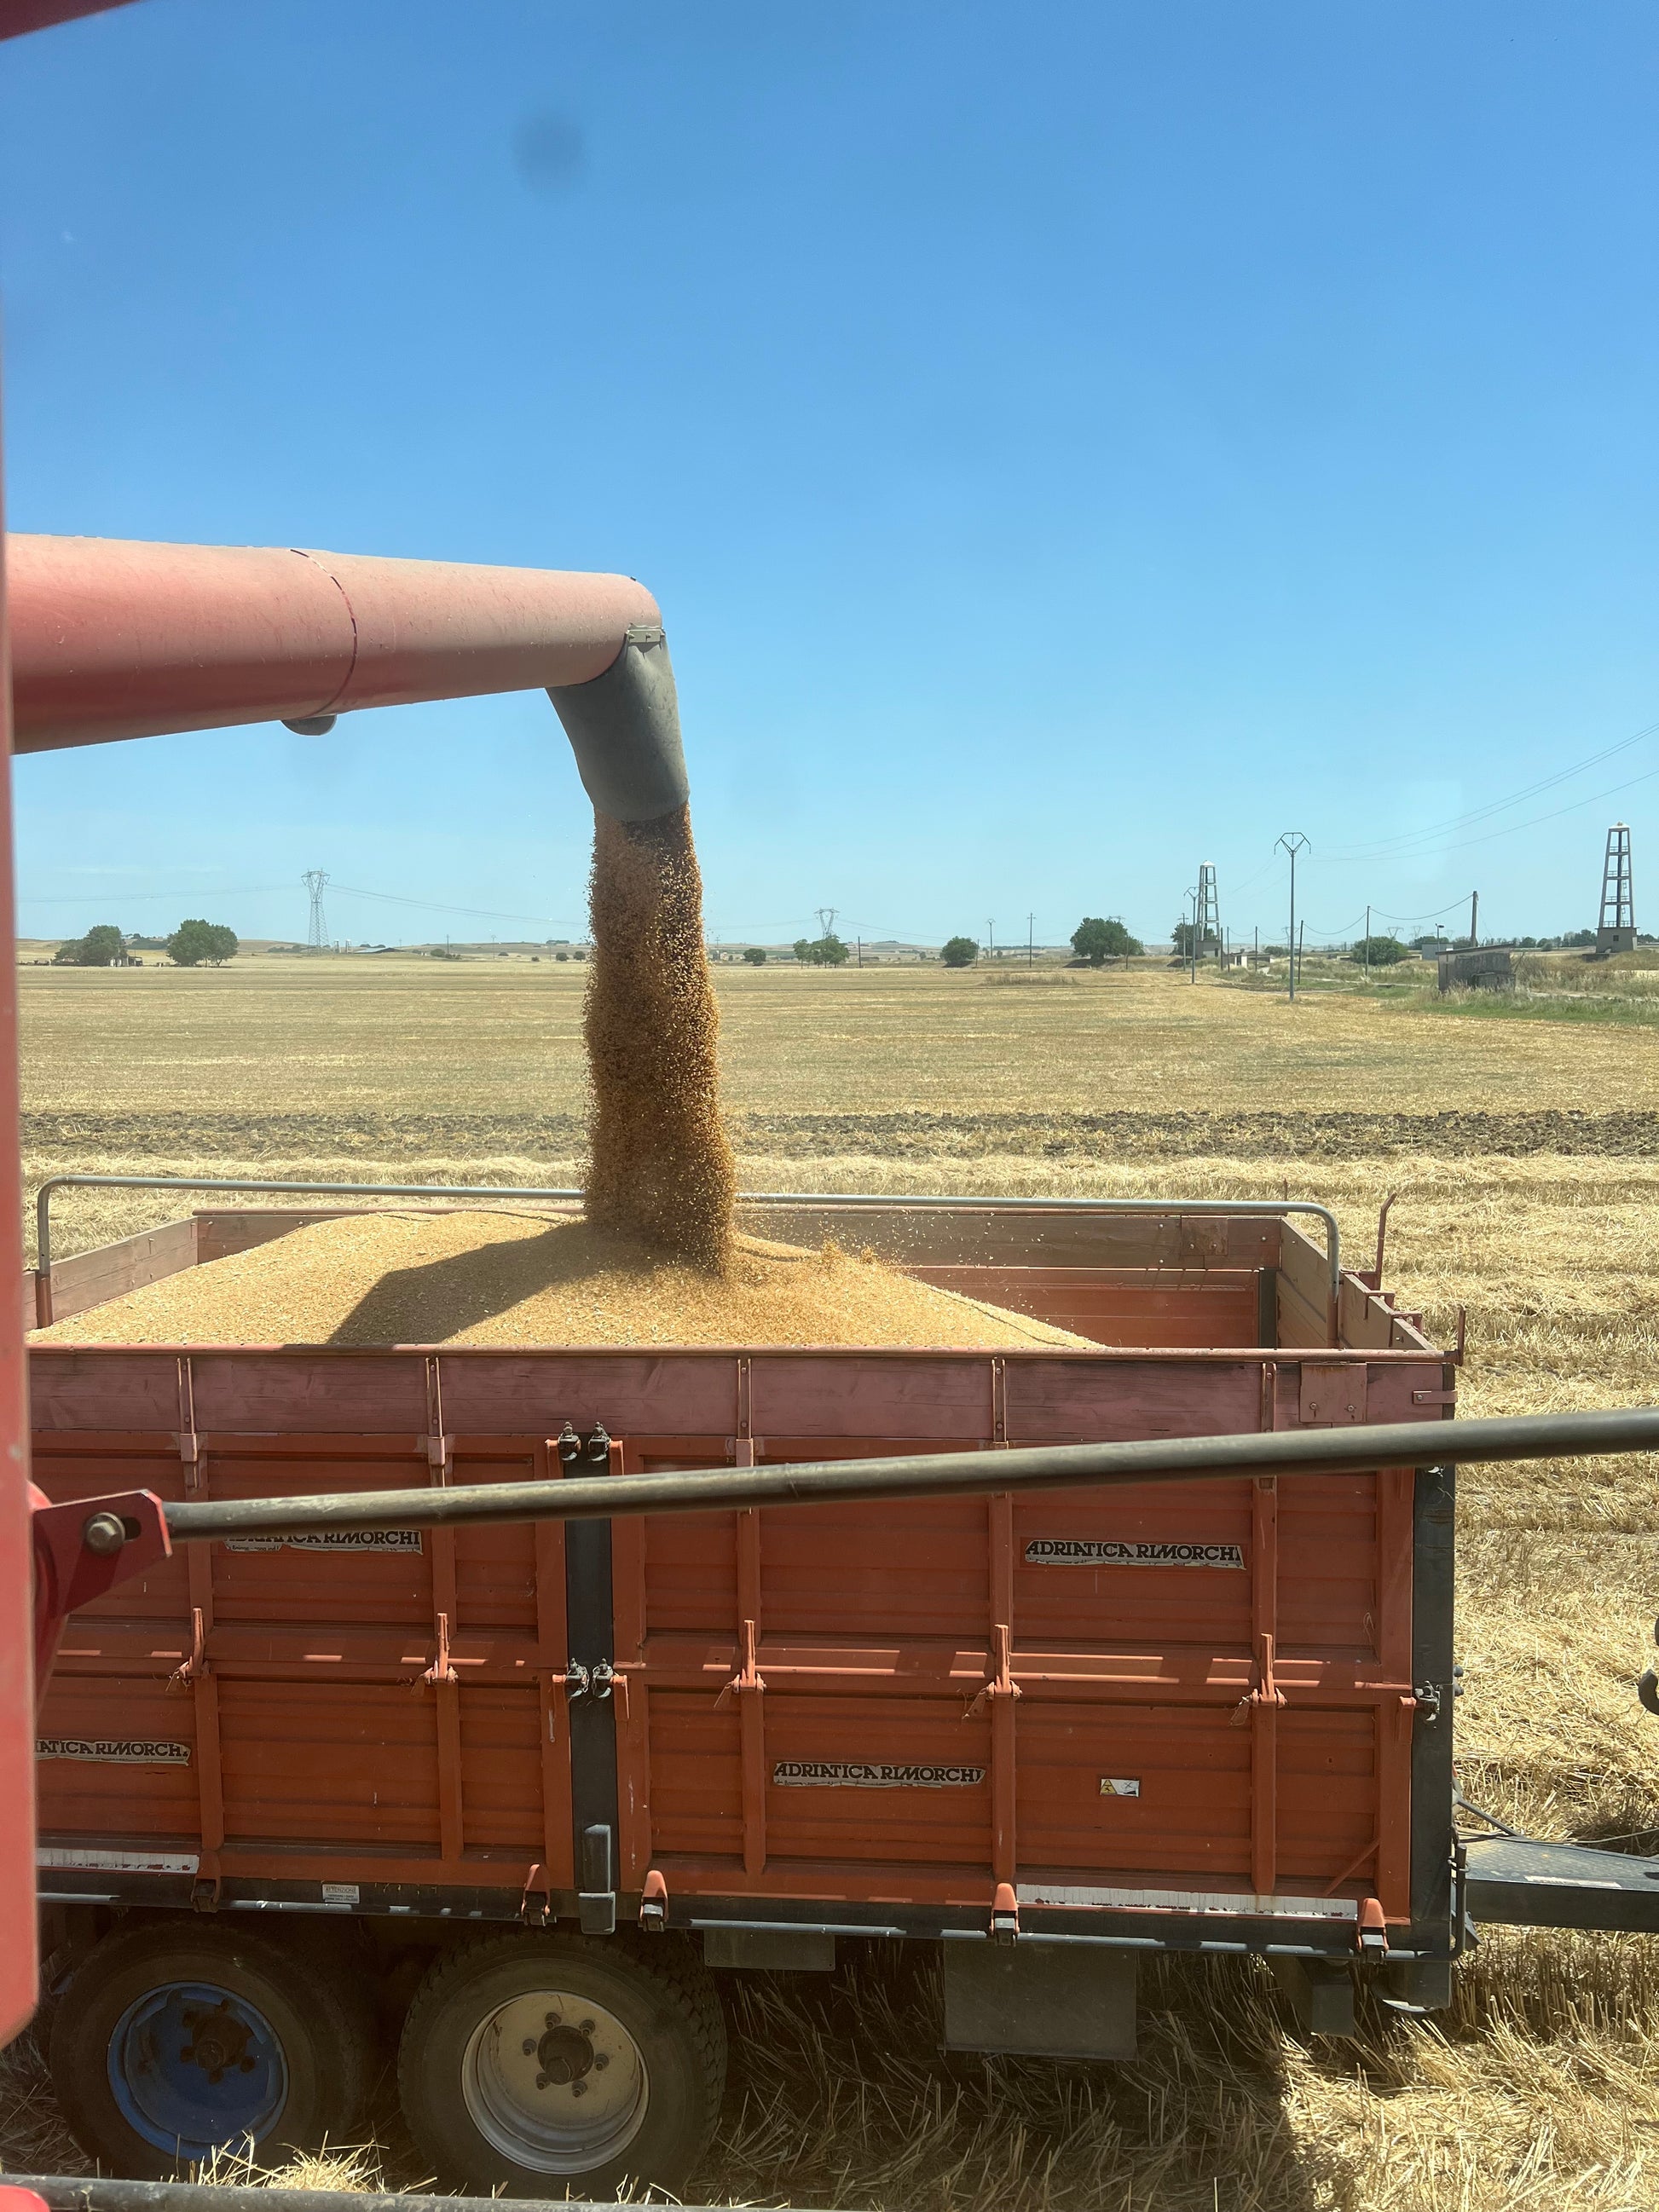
[1357,1896,1390,1954]
[521,1862,552,1927]
[31,1485,171,1709]
[419,1609,458,1688]
[1233,1631,1286,1725]
[639,1867,668,1932]
[167,1604,210,1694]
[715,1617,766,1710]
[964,1621,1022,1719]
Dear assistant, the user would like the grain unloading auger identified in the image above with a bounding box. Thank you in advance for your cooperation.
[5,534,692,829]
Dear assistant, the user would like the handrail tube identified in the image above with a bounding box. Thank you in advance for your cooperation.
[32,1173,1341,1296]
[161,1406,1659,1543]
[6,2181,762,2212]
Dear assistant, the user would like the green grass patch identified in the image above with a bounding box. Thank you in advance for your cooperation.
[1384,988,1659,1027]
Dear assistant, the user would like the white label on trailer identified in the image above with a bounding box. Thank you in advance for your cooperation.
[1100,1777,1141,1797]
[772,1761,986,1789]
[38,1846,200,1874]
[1017,1881,1359,1920]
[1025,1539,1245,1568]
[321,1882,361,1905]
[37,1737,191,1767]
[223,1529,424,1555]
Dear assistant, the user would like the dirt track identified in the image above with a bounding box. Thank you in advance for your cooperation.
[25,1105,1659,1160]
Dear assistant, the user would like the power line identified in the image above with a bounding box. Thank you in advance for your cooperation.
[1372,894,1476,924]
[1414,761,1659,858]
[19,885,291,904]
[327,883,577,927]
[1321,712,1659,863]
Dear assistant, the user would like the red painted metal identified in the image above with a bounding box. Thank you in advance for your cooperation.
[6,536,661,752]
[29,1485,170,1699]
[0,408,35,2047]
[0,2,136,37]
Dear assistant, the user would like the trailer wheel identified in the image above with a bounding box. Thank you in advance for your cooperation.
[48,1920,368,2176]
[396,1934,726,2198]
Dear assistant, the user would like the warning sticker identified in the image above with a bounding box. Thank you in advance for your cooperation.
[772,1761,986,1789]
[223,1529,424,1555]
[1025,1539,1244,1569]
[1100,1777,1142,1798]
[38,1737,190,1767]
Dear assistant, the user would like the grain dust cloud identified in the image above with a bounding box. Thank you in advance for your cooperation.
[583,804,737,1270]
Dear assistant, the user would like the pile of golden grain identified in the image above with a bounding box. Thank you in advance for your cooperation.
[31,1207,1094,1350]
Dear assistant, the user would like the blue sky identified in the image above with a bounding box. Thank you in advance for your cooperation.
[3,0,1657,950]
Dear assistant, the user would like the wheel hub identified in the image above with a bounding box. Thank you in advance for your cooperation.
[179,1999,257,2085]
[535,2023,593,2088]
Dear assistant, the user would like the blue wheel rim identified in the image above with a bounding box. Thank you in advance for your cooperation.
[107,1978,289,2159]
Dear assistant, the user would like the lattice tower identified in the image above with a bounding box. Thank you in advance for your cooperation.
[1194,863,1222,956]
[303,869,330,953]
[1597,825,1635,954]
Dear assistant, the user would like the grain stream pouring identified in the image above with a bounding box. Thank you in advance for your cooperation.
[550,624,737,1272]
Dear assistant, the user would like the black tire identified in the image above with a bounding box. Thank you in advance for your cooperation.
[49,1918,370,2177]
[396,1933,726,2199]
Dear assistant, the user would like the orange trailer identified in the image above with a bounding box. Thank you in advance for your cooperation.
[31,1191,1463,2195]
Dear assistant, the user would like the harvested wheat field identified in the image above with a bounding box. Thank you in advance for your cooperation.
[11,962,1659,2211]
[31,1208,1094,1350]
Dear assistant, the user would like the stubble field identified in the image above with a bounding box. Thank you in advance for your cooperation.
[9,956,1659,2211]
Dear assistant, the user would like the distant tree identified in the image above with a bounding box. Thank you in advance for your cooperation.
[794,933,849,967]
[1171,919,1197,960]
[1350,934,1410,967]
[1072,916,1142,966]
[167,919,239,967]
[1563,928,1598,949]
[940,936,979,968]
[54,923,124,967]
[743,946,768,965]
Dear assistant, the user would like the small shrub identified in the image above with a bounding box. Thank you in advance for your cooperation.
[939,936,979,968]
[743,946,768,965]
[1350,934,1410,967]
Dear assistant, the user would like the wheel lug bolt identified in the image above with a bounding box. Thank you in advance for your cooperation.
[522,2037,536,2055]
[571,2081,587,2098]
[535,2071,547,2090]
[593,2053,610,2071]
[545,2012,560,2028]
[579,2019,594,2033]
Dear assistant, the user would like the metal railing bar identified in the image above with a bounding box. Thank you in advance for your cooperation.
[9,2182,784,2212]
[32,1174,1342,1297]
[159,1406,1659,1544]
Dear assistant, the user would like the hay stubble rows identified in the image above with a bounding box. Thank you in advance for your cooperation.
[11,957,1659,2209]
